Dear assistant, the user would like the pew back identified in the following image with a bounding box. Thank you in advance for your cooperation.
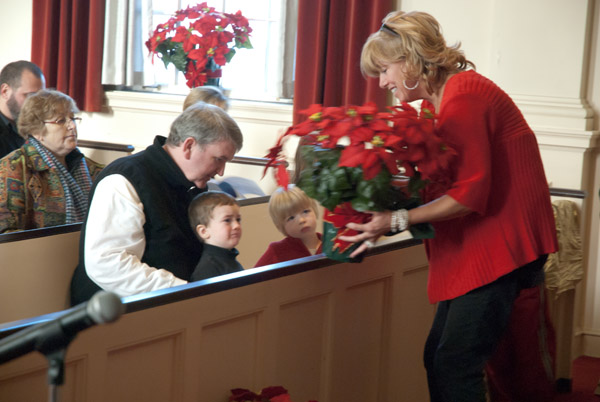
[77,139,134,165]
[0,198,286,324]
[0,227,80,324]
[0,240,432,402]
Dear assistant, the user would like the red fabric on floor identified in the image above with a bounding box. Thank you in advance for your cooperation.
[486,286,557,402]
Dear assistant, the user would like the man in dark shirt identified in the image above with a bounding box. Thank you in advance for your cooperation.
[0,61,46,158]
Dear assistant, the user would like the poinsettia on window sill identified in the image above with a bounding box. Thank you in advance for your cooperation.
[145,2,253,88]
[229,386,317,402]
[265,101,456,261]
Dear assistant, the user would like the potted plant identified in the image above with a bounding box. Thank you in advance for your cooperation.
[265,101,456,262]
[145,2,253,88]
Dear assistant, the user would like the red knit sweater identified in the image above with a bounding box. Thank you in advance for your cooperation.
[254,234,323,267]
[423,70,558,303]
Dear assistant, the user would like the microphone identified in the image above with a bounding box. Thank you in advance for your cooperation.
[0,291,124,364]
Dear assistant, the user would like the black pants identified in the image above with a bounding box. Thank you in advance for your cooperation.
[424,255,547,402]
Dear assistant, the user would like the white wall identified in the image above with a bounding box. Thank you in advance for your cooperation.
[0,1,32,70]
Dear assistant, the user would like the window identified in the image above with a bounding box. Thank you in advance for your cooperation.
[103,0,297,102]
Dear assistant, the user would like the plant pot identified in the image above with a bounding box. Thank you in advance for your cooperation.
[205,57,222,87]
[321,205,369,263]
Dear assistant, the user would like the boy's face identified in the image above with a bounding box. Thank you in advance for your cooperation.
[283,208,317,241]
[197,204,242,249]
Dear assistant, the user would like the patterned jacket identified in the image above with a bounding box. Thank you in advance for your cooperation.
[0,142,103,232]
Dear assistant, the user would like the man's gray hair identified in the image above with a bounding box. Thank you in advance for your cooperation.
[167,101,243,152]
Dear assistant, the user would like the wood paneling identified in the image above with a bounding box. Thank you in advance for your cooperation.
[0,243,433,402]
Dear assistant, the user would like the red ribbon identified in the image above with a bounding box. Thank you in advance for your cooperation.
[206,69,222,78]
[323,203,372,253]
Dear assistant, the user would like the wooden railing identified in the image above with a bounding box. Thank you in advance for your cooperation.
[77,139,135,153]
[0,236,430,402]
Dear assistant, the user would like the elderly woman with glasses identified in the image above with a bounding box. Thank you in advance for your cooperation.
[0,89,102,232]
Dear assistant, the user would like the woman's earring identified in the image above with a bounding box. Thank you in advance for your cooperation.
[403,80,419,90]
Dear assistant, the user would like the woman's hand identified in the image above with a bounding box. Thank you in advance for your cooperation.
[339,210,393,258]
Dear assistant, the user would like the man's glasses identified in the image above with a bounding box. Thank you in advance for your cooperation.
[43,116,82,128]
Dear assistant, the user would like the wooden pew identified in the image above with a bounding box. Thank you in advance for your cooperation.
[0,196,282,324]
[77,139,134,165]
[0,237,432,402]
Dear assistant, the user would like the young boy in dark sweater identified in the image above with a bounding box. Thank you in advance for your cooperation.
[188,191,244,281]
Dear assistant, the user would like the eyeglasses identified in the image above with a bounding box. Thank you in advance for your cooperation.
[379,23,400,37]
[43,116,82,127]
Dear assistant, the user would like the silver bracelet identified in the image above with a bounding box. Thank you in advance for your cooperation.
[391,209,409,233]
[391,210,398,232]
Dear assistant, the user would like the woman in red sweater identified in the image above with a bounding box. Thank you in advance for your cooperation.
[341,11,558,402]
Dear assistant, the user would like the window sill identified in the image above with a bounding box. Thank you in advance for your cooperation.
[104,90,294,124]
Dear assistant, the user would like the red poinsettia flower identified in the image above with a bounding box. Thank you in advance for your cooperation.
[270,394,293,402]
[171,26,189,43]
[324,203,373,253]
[258,386,289,399]
[145,2,253,88]
[184,64,208,87]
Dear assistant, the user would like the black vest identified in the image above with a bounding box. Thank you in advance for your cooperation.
[70,136,203,305]
[0,112,24,159]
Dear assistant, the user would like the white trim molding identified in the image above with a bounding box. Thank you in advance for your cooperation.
[514,95,595,132]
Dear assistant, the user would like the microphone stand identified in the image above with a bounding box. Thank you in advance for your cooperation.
[35,320,77,402]
[46,349,67,402]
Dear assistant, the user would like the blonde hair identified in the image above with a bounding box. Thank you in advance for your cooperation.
[183,86,229,111]
[268,185,319,236]
[188,191,240,242]
[360,11,475,95]
[17,89,78,139]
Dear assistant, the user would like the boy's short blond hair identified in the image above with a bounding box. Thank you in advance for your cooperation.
[183,86,229,111]
[268,185,319,236]
[188,191,239,241]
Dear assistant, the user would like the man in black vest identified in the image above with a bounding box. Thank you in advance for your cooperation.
[70,102,243,304]
[0,61,46,158]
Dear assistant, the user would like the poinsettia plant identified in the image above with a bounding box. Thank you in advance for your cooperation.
[145,2,252,88]
[265,101,455,261]
[229,386,317,402]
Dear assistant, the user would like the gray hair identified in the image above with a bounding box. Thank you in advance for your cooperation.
[167,101,243,152]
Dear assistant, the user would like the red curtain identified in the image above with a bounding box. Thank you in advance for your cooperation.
[293,0,393,124]
[31,0,106,112]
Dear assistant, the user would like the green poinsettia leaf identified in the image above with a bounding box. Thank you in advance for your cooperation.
[315,166,332,202]
[235,38,253,49]
[298,169,317,198]
[351,195,374,211]
[324,191,342,210]
[352,168,390,211]
[409,222,435,239]
[315,147,341,167]
[328,166,351,192]
[225,48,236,63]
[171,47,189,72]
[407,171,428,197]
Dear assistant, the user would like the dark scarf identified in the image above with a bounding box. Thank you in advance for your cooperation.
[29,136,92,223]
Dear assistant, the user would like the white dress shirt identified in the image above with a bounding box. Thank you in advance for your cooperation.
[84,174,188,297]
